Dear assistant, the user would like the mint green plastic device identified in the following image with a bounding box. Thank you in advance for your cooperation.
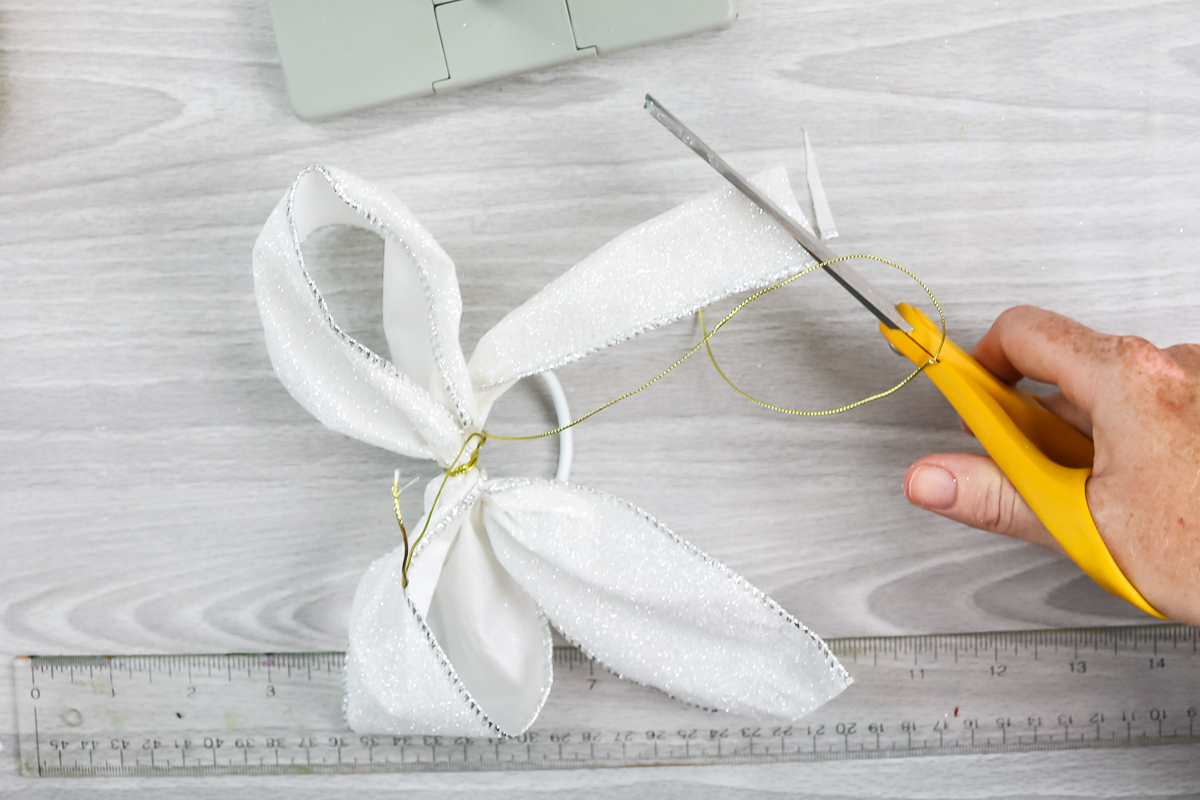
[268,0,738,120]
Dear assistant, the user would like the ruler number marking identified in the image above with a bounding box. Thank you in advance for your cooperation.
[16,627,1197,776]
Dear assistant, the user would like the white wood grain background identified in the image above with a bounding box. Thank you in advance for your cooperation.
[1,0,1198,796]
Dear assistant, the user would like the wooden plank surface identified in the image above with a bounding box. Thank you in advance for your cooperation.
[1,0,1197,795]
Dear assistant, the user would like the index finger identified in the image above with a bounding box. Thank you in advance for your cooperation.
[970,305,1110,418]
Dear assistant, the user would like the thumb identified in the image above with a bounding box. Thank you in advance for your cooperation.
[903,455,1065,556]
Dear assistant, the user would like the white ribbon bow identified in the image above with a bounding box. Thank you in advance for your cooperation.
[252,165,851,737]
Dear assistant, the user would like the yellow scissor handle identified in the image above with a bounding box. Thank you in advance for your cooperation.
[881,304,1165,619]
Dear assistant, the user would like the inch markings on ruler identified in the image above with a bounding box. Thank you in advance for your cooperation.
[15,624,1199,777]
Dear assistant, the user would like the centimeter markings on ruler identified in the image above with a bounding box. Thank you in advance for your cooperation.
[15,623,1200,777]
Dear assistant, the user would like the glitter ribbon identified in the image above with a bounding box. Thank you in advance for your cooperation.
[253,165,852,737]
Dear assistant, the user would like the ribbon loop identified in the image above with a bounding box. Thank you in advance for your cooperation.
[253,165,476,466]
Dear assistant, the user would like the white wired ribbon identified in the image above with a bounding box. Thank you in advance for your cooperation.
[252,164,851,737]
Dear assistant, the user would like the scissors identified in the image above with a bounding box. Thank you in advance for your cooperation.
[645,94,1165,619]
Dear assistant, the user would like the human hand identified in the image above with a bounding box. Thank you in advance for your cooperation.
[902,306,1200,624]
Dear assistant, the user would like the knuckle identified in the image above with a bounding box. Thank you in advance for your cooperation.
[1115,335,1188,382]
[1114,334,1156,358]
[979,476,1023,536]
[1115,334,1161,364]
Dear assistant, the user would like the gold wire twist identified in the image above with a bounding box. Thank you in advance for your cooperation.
[400,432,488,586]
[392,473,410,588]
[396,255,946,587]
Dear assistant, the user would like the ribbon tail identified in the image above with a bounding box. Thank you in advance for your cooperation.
[346,476,553,736]
[467,165,818,416]
[480,479,851,720]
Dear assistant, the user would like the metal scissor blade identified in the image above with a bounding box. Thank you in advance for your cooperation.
[644,94,912,333]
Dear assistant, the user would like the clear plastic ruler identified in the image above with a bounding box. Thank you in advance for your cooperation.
[15,623,1199,777]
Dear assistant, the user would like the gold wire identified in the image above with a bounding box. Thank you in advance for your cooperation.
[482,335,711,442]
[400,432,487,585]
[398,255,946,586]
[483,255,946,440]
[700,254,946,415]
[393,475,410,588]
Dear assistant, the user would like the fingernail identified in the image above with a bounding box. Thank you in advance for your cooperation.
[909,465,958,509]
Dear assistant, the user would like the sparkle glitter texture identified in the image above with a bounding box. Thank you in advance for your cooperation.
[252,165,851,738]
[482,479,850,719]
[253,166,473,467]
[468,165,818,416]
